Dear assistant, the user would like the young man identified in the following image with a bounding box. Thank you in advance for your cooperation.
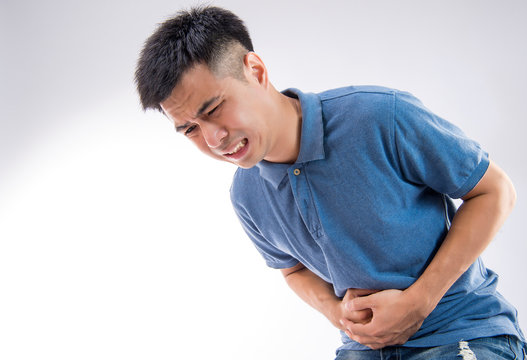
[135,6,527,359]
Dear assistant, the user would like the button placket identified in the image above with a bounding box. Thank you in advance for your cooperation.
[289,166,323,238]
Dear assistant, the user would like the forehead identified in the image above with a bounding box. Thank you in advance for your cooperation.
[160,64,224,123]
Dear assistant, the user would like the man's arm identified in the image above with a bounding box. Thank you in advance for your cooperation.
[341,160,516,349]
[281,263,376,331]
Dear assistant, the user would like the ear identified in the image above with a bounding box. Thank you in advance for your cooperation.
[243,52,269,88]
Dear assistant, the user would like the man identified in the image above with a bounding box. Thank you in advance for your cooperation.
[135,6,527,359]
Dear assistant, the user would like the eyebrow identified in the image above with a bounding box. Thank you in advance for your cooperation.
[173,96,220,133]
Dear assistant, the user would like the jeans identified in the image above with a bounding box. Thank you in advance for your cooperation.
[334,335,527,360]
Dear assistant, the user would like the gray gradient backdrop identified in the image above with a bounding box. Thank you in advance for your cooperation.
[1,1,526,359]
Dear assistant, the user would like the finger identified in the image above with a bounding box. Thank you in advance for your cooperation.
[355,311,373,324]
[340,319,376,341]
[347,331,394,348]
[349,328,405,347]
[339,317,353,330]
[341,321,372,344]
[344,330,382,349]
[342,309,373,324]
[347,332,385,348]
[341,320,392,348]
[346,320,376,337]
[360,336,405,349]
[346,295,374,311]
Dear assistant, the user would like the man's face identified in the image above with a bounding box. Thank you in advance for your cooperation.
[160,60,276,169]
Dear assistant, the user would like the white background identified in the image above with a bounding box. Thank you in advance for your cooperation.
[1,1,526,359]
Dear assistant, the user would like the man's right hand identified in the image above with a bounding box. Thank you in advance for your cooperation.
[281,264,378,333]
[330,288,378,330]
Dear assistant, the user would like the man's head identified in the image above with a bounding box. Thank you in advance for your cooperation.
[136,6,301,168]
[135,6,254,112]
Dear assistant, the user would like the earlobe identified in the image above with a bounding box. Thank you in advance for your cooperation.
[244,52,268,88]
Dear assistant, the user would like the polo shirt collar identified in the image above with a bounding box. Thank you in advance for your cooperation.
[256,88,325,189]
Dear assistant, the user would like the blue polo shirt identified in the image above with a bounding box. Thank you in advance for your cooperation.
[230,86,524,350]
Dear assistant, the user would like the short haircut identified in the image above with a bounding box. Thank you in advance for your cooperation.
[135,6,254,112]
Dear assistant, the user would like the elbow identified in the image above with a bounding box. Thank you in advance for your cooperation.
[461,161,516,227]
[497,171,516,216]
[505,177,517,213]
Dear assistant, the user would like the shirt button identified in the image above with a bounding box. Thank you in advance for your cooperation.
[293,169,301,176]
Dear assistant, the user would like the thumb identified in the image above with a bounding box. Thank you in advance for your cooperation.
[346,294,374,311]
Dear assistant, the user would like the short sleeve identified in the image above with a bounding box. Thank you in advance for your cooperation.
[230,195,299,269]
[393,91,489,198]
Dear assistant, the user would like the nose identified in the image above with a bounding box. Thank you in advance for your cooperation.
[201,121,228,149]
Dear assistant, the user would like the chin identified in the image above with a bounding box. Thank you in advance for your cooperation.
[235,162,257,169]
[230,155,261,169]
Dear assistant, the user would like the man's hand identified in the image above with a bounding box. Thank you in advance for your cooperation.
[339,289,428,350]
[329,288,377,330]
[281,264,382,334]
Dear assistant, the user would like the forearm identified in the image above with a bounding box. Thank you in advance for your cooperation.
[408,161,516,315]
[284,266,341,327]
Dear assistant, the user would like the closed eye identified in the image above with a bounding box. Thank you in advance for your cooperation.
[184,124,198,136]
[207,101,223,116]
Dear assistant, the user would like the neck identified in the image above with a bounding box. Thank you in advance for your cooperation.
[264,86,303,163]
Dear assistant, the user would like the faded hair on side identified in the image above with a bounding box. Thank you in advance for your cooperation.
[135,6,254,112]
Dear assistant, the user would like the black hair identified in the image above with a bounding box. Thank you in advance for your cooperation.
[135,6,254,111]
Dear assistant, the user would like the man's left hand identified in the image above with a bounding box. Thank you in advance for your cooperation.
[339,289,429,350]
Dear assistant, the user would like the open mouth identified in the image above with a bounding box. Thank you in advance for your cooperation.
[224,138,248,159]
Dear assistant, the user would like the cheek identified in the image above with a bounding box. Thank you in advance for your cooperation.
[224,101,250,128]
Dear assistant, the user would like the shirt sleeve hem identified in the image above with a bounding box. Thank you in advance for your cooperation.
[449,154,490,199]
[265,259,300,269]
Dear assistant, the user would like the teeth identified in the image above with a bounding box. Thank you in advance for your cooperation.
[227,139,247,155]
